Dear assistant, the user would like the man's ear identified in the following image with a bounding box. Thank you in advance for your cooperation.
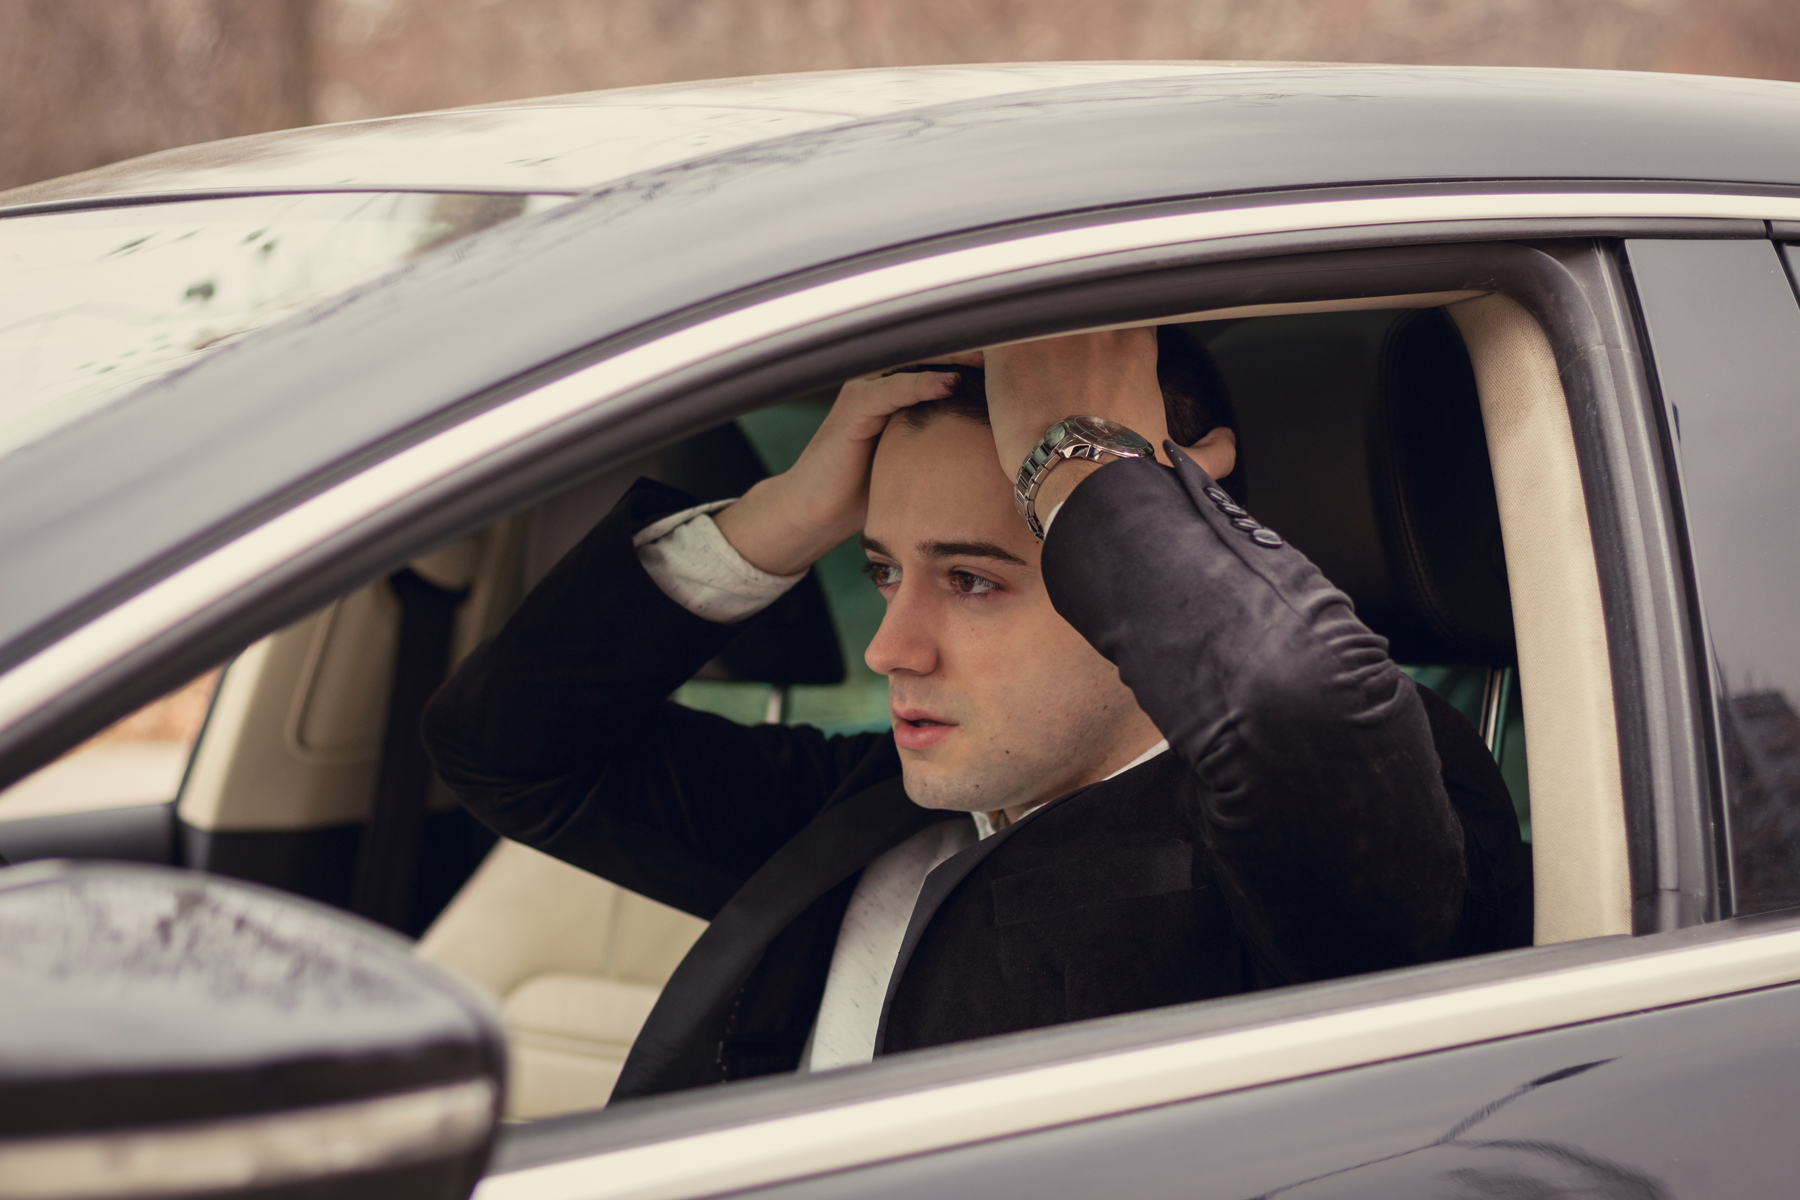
[1183,426,1237,481]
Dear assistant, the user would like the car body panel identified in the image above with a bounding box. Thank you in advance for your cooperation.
[7,66,1800,692]
[473,912,1800,1200]
[732,977,1800,1200]
[0,192,570,461]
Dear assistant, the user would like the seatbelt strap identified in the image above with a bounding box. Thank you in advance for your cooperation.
[349,568,467,932]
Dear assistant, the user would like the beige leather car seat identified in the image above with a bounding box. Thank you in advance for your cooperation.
[416,838,705,1119]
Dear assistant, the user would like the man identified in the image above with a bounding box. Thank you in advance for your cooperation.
[423,326,1529,1102]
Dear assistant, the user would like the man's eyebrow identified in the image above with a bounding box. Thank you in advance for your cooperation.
[919,539,1027,566]
[859,534,1027,567]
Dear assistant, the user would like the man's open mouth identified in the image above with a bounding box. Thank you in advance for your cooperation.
[891,709,957,750]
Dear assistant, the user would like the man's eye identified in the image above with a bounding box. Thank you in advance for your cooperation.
[863,562,900,588]
[950,571,998,596]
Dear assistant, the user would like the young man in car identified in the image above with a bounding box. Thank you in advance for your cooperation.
[424,326,1529,1102]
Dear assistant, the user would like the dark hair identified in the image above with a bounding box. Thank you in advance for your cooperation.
[892,325,1243,499]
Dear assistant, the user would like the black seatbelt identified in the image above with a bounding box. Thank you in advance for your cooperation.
[350,568,467,932]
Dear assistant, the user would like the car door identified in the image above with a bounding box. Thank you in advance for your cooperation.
[451,222,1800,1200]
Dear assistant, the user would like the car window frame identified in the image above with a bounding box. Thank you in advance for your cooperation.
[4,190,1797,1194]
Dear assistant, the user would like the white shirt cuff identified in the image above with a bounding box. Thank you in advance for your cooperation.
[633,500,805,624]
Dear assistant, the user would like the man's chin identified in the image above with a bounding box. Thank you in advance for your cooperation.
[899,758,1013,814]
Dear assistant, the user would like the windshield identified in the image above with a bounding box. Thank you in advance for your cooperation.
[0,191,563,459]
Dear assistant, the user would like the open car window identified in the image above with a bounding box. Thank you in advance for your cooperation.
[57,294,1552,1124]
[432,276,1598,1129]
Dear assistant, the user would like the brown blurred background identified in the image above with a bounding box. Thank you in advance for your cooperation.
[7,0,1800,195]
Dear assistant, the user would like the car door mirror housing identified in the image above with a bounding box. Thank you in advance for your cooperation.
[0,860,504,1200]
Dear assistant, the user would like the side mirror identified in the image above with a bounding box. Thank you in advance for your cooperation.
[0,860,504,1199]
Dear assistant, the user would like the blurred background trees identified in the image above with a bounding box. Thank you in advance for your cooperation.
[5,0,1800,193]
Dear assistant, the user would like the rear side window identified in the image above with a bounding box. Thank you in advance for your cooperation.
[1627,238,1800,915]
[0,669,217,823]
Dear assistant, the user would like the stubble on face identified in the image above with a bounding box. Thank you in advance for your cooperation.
[894,674,1147,815]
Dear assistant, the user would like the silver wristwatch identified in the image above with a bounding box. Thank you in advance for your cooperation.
[1014,416,1155,539]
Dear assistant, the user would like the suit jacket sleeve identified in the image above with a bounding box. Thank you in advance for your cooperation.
[1041,449,1471,982]
[422,478,890,919]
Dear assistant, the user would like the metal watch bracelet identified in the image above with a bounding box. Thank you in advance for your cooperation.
[1013,416,1155,539]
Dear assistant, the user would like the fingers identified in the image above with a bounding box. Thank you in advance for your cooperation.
[838,365,964,421]
[1181,426,1238,481]
[830,349,983,446]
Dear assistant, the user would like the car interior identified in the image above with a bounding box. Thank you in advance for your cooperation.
[0,283,1629,1122]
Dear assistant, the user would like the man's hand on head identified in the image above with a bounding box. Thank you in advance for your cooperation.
[714,353,982,577]
[982,330,1171,518]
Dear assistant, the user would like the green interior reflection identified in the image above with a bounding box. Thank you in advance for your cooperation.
[1404,663,1531,841]
[673,395,892,737]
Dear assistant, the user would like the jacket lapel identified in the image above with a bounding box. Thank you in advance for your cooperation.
[871,782,1101,1056]
[613,771,955,1100]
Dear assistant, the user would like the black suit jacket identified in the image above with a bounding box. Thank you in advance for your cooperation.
[423,450,1530,1101]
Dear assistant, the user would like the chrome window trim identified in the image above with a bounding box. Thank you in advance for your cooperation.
[475,925,1800,1200]
[5,189,1800,736]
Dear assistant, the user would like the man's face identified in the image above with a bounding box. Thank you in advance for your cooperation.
[862,415,1162,817]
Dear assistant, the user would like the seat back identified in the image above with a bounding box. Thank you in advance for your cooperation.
[1202,306,1531,905]
[1200,308,1514,666]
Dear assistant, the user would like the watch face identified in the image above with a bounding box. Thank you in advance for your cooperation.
[1072,415,1132,440]
[1067,416,1153,455]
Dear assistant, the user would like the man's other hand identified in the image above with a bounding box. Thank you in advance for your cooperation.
[715,355,981,576]
[983,330,1171,516]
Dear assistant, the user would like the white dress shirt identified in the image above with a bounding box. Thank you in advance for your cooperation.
[634,501,1168,1070]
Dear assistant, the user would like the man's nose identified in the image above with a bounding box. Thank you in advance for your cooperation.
[864,582,939,677]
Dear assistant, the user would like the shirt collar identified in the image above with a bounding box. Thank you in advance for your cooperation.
[971,739,1170,838]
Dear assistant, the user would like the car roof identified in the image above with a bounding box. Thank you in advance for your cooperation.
[11,60,1800,216]
[6,62,1800,769]
[0,63,1254,211]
